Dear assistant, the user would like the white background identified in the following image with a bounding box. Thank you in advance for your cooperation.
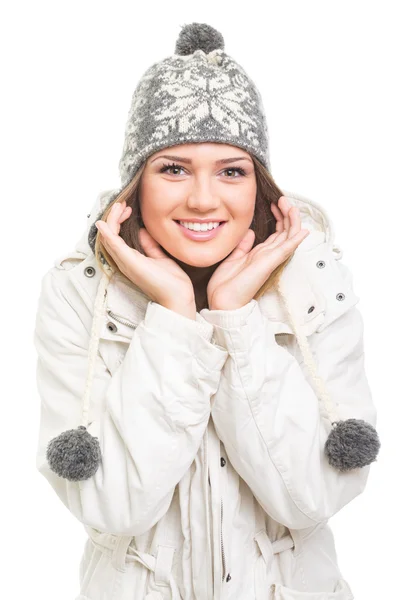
[1,1,397,598]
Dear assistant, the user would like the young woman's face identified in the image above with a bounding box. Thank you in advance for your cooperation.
[139,142,257,267]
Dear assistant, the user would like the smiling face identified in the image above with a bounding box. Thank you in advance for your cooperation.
[139,142,257,268]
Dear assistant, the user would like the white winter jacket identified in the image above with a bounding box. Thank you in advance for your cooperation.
[34,189,378,600]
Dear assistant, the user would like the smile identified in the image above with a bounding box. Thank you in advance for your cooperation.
[174,220,227,241]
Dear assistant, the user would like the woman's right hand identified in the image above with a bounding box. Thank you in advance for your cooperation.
[95,199,196,314]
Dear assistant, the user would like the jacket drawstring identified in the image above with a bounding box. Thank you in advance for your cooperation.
[276,279,338,424]
[276,278,380,472]
[81,264,113,428]
[45,263,113,482]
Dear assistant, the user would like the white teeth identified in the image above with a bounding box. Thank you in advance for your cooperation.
[179,221,221,231]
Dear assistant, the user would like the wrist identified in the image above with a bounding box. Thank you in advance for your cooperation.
[208,303,245,311]
[164,302,197,321]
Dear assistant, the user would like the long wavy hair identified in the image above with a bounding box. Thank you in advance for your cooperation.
[94,153,293,301]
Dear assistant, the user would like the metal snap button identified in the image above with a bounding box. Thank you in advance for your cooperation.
[336,293,345,301]
[87,213,91,218]
[307,306,315,314]
[220,457,226,467]
[226,574,231,582]
[107,321,118,333]
[84,266,96,278]
[316,260,325,268]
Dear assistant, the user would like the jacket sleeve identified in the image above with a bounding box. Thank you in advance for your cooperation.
[34,269,228,536]
[200,265,377,530]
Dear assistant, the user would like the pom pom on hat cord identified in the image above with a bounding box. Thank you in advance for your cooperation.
[276,278,380,473]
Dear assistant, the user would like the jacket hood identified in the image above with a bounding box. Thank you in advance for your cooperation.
[74,189,121,258]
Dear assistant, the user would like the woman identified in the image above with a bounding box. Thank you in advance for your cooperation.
[34,22,380,600]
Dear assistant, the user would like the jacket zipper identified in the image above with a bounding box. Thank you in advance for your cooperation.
[107,308,137,328]
[221,499,226,581]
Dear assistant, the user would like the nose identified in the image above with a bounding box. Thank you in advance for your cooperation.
[186,176,221,213]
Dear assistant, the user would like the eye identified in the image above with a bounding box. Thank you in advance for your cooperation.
[159,162,185,175]
[222,167,247,177]
[159,162,247,178]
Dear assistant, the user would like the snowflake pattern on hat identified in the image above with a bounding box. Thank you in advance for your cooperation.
[118,48,270,188]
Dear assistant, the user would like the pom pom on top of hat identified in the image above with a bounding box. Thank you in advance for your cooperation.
[175,22,225,55]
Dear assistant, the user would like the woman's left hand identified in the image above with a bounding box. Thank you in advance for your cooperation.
[207,196,310,310]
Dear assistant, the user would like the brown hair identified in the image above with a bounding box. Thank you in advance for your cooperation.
[94,153,293,301]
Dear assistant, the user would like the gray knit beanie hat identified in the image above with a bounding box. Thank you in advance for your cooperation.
[88,22,271,254]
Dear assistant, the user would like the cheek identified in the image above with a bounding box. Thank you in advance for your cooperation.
[140,190,175,231]
[140,204,177,247]
[227,182,256,215]
[230,199,256,225]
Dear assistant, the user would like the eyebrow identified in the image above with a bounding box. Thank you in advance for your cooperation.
[150,154,252,165]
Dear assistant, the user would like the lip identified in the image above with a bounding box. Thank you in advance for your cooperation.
[174,220,227,241]
[177,219,227,223]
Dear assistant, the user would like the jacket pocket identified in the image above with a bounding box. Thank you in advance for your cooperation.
[98,316,137,375]
[76,543,121,600]
[76,536,149,600]
[76,533,182,600]
[254,529,354,600]
[269,578,354,599]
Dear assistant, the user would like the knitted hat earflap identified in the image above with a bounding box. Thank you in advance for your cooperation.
[276,280,381,472]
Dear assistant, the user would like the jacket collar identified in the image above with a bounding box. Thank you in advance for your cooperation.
[69,188,339,336]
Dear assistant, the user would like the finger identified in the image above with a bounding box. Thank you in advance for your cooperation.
[106,202,126,235]
[139,228,170,259]
[277,196,290,233]
[260,229,309,268]
[96,220,120,257]
[264,230,281,246]
[121,205,132,226]
[278,196,302,240]
[100,223,143,276]
[265,229,289,249]
[270,201,284,233]
[226,229,255,261]
[96,224,125,273]
[96,220,128,256]
[265,205,302,248]
[281,228,310,253]
[271,199,297,238]
[287,206,301,239]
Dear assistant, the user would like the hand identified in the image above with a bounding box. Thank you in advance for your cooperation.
[95,200,196,314]
[207,195,310,310]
